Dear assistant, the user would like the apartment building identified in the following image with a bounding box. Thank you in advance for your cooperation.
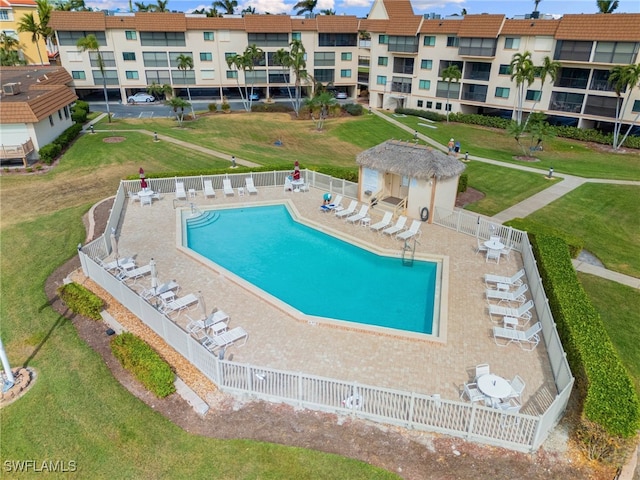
[0,0,50,65]
[48,0,640,133]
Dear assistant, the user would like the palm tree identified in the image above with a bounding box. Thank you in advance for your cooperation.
[306,91,336,130]
[54,0,89,11]
[226,45,263,111]
[36,0,53,49]
[289,40,308,116]
[0,32,25,66]
[176,54,195,119]
[153,0,169,11]
[134,1,151,11]
[293,0,317,16]
[597,0,619,13]
[241,6,255,15]
[147,81,173,101]
[510,51,535,125]
[273,48,294,105]
[522,55,560,130]
[17,13,44,64]
[213,0,237,14]
[608,63,640,149]
[440,64,461,122]
[166,97,190,127]
[77,34,111,122]
[320,9,335,15]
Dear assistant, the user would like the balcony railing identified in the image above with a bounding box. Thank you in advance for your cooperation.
[461,92,487,102]
[550,101,583,113]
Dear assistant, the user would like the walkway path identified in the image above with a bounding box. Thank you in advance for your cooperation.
[372,108,640,289]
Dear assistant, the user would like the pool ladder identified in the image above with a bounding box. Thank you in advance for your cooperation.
[401,238,418,267]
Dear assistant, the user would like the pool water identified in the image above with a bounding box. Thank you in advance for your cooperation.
[186,205,437,334]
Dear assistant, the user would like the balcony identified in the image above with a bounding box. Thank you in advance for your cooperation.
[461,91,487,102]
[0,139,35,167]
[550,101,583,113]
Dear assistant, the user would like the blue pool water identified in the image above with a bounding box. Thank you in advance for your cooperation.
[186,205,437,334]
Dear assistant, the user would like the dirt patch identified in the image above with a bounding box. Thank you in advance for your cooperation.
[456,187,485,208]
[42,197,614,480]
[513,156,541,162]
[103,137,126,143]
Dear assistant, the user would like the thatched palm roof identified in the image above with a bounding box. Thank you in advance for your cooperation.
[356,140,466,180]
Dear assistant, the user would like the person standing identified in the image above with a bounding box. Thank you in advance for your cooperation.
[454,141,461,157]
[448,138,455,155]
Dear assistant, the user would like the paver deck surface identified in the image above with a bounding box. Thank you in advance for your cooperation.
[116,186,557,412]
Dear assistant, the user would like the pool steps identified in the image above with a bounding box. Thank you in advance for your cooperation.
[186,210,220,228]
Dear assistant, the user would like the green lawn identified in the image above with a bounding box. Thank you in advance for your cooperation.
[384,112,640,180]
[527,183,640,278]
[579,273,640,395]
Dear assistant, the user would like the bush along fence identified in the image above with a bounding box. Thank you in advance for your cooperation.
[57,282,104,320]
[531,233,640,461]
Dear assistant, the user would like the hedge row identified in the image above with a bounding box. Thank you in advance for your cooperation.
[57,282,104,320]
[110,332,176,398]
[505,217,583,258]
[395,108,640,149]
[250,102,294,113]
[531,233,640,438]
[38,123,84,164]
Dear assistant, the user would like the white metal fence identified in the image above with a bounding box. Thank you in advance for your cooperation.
[77,172,573,453]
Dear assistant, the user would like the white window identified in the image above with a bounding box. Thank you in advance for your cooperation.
[0,10,12,21]
[534,36,553,51]
[219,30,230,42]
[201,70,215,80]
[504,37,520,50]
[67,50,83,62]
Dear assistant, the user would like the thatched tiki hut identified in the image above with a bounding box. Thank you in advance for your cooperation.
[356,140,466,224]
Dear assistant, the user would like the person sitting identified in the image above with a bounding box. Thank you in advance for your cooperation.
[323,193,332,205]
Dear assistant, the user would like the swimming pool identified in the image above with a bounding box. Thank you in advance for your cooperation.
[185,204,438,335]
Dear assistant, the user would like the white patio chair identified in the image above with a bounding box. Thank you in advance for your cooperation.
[493,321,542,350]
[128,191,140,204]
[486,248,501,263]
[460,382,485,403]
[382,216,407,236]
[475,363,490,380]
[485,269,525,288]
[140,195,152,207]
[475,237,488,255]
[370,212,393,233]
[507,375,526,399]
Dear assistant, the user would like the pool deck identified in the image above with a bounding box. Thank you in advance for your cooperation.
[115,186,557,413]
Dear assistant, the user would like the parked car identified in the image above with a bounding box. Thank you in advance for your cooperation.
[335,92,348,99]
[127,92,155,103]
[249,92,260,101]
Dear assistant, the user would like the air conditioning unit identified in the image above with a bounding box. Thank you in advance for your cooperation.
[2,83,21,95]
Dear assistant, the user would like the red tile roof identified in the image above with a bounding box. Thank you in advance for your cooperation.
[419,19,463,35]
[501,19,560,36]
[243,14,292,33]
[134,12,187,32]
[316,15,359,33]
[456,14,505,38]
[49,11,106,31]
[555,13,640,41]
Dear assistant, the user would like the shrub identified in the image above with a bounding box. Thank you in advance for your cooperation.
[505,218,583,258]
[531,234,640,447]
[208,103,218,112]
[71,107,88,124]
[394,107,446,122]
[74,100,90,113]
[343,103,364,116]
[57,282,104,320]
[55,124,83,149]
[221,102,231,113]
[250,102,294,113]
[38,143,61,165]
[110,332,176,398]
[457,173,468,193]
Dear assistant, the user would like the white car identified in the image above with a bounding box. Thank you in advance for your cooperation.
[249,92,260,101]
[127,92,155,103]
[335,92,348,99]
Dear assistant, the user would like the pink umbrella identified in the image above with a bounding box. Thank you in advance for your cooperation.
[141,178,148,190]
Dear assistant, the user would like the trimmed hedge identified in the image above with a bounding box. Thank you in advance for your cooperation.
[343,103,364,116]
[251,102,293,113]
[38,143,62,165]
[457,173,468,193]
[395,108,640,149]
[111,332,176,398]
[531,233,640,439]
[505,218,583,258]
[37,124,84,164]
[57,282,104,320]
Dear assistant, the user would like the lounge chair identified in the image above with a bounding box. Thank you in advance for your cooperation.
[202,326,248,353]
[161,293,199,317]
[223,178,234,196]
[335,200,357,219]
[245,177,258,194]
[284,177,293,192]
[486,283,529,305]
[186,311,228,340]
[346,205,369,223]
[100,256,135,273]
[117,264,152,284]
[204,180,216,198]
[488,299,534,323]
[493,321,542,350]
[175,181,187,200]
[382,216,407,236]
[369,212,393,232]
[320,194,343,213]
[141,280,179,300]
[485,269,525,288]
[397,220,421,241]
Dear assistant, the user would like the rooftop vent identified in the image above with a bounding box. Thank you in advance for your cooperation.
[2,83,21,95]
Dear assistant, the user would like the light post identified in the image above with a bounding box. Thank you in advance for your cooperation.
[89,125,94,134]
[548,166,554,179]
[153,132,158,142]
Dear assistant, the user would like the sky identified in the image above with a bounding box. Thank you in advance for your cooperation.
[85,0,640,18]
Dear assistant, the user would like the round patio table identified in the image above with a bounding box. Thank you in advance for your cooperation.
[477,374,511,400]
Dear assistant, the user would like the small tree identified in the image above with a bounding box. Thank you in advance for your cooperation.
[226,44,264,112]
[77,34,111,122]
[597,0,619,13]
[0,32,25,66]
[166,97,190,126]
[306,91,336,130]
[440,64,461,122]
[608,63,640,150]
[147,81,173,101]
[17,13,44,64]
[213,0,237,14]
[293,0,317,16]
